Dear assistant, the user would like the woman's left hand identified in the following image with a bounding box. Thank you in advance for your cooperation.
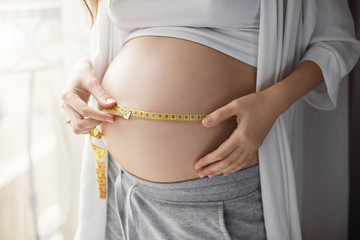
[194,92,281,178]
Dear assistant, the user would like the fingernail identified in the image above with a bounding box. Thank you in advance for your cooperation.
[106,118,115,123]
[202,116,212,125]
[106,98,116,104]
[195,164,202,170]
[208,173,216,178]
[199,172,206,178]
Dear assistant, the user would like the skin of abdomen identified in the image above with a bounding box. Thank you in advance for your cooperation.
[100,36,257,182]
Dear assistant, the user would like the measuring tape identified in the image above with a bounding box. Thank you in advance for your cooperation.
[90,103,237,199]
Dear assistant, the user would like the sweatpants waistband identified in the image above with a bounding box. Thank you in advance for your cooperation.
[120,164,260,202]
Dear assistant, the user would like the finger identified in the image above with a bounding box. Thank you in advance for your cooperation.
[84,78,117,108]
[79,126,101,135]
[202,99,240,127]
[63,92,115,122]
[64,104,84,135]
[64,104,103,134]
[223,153,259,176]
[220,155,247,176]
[79,118,103,130]
[194,127,242,170]
[71,123,103,135]
[66,103,104,129]
[198,146,243,178]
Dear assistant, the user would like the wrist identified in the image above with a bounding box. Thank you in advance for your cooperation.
[72,57,94,76]
[258,61,325,115]
[259,84,292,116]
[74,57,92,70]
[78,56,92,64]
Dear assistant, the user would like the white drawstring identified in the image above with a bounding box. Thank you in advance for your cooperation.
[125,183,137,239]
[116,168,138,240]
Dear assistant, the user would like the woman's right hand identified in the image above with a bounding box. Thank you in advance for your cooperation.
[60,57,116,134]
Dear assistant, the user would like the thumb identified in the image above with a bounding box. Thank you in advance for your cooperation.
[88,79,117,107]
[202,101,238,127]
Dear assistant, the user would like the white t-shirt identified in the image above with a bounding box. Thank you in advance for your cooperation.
[108,0,260,67]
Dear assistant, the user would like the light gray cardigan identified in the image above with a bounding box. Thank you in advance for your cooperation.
[75,0,360,239]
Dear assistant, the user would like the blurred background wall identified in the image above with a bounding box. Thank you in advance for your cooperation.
[348,0,360,239]
[0,0,91,239]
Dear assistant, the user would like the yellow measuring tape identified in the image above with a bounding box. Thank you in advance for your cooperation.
[90,103,237,199]
[102,103,237,122]
[89,128,107,199]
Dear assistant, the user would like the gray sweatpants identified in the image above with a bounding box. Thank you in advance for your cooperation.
[106,153,266,240]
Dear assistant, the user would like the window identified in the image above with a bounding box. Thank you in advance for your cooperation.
[0,1,90,239]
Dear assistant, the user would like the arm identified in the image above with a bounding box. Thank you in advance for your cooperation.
[194,0,360,178]
[195,62,325,177]
[261,60,325,116]
[61,57,116,134]
[61,0,117,135]
[61,0,127,135]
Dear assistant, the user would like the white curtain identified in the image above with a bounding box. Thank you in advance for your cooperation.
[0,0,90,239]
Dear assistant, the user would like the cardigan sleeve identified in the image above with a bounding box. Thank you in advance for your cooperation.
[75,1,127,239]
[300,0,360,110]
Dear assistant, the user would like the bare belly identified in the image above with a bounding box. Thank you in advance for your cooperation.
[100,36,257,182]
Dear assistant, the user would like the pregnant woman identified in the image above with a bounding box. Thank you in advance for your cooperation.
[61,0,360,239]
